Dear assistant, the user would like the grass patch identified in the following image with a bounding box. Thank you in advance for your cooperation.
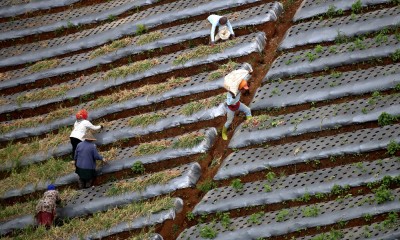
[106,171,180,196]
[10,196,174,240]
[172,132,205,149]
[29,59,60,72]
[0,127,71,167]
[0,200,37,222]
[0,157,74,196]
[89,76,190,110]
[128,112,167,127]
[0,107,75,134]
[0,97,9,105]
[103,58,159,80]
[208,61,239,81]
[173,40,238,65]
[0,187,77,222]
[134,139,171,156]
[16,84,74,105]
[136,31,163,45]
[180,94,225,116]
[89,37,132,59]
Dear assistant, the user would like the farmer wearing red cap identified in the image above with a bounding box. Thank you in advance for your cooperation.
[69,109,102,163]
[222,68,253,140]
[35,184,61,229]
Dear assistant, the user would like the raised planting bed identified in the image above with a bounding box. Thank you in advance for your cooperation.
[178,188,400,239]
[293,0,391,22]
[194,157,399,214]
[298,221,400,240]
[0,128,216,199]
[1,196,182,238]
[281,6,400,49]
[0,0,257,41]
[0,63,251,141]
[251,62,400,110]
[59,162,199,218]
[266,33,400,80]
[0,31,264,99]
[0,0,158,38]
[215,124,400,180]
[0,0,81,18]
[230,93,400,148]
[0,0,263,52]
[0,2,282,67]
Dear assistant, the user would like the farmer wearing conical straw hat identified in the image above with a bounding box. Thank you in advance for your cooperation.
[74,132,105,189]
[222,68,253,140]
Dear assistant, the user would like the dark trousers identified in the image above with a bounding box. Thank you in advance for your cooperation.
[70,137,82,162]
[78,178,94,189]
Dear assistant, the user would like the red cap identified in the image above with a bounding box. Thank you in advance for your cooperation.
[76,109,88,120]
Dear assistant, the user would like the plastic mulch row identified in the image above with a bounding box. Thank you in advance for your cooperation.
[0,32,264,102]
[251,62,400,110]
[1,162,199,235]
[0,0,80,17]
[266,34,400,80]
[0,2,282,67]
[0,0,155,33]
[293,0,391,22]
[0,127,215,192]
[0,63,251,141]
[0,0,262,43]
[194,157,399,214]
[230,93,400,148]
[299,223,400,240]
[178,188,400,239]
[281,6,400,49]
[215,124,400,180]
[0,198,182,238]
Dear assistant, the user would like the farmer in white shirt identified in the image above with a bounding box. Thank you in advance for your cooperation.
[69,109,102,164]
[207,14,235,46]
[222,68,253,140]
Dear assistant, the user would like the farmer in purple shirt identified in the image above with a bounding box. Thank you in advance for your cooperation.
[74,132,105,189]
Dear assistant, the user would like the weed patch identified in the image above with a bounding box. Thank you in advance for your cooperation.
[134,139,171,156]
[173,40,238,65]
[172,132,205,149]
[29,59,60,72]
[180,94,225,116]
[0,157,74,196]
[128,112,167,127]
[106,170,180,195]
[0,107,75,134]
[208,61,239,80]
[10,196,174,239]
[103,59,159,80]
[0,127,71,166]
[89,37,132,59]
[136,31,163,45]
[16,84,74,105]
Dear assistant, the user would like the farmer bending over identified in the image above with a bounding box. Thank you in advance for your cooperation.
[207,15,235,46]
[35,184,61,229]
[222,68,253,140]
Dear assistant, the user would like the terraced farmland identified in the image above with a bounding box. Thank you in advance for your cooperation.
[0,0,399,239]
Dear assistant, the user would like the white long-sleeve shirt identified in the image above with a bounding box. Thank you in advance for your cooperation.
[207,14,234,43]
[70,120,101,141]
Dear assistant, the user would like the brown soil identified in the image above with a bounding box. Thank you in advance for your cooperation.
[3,0,400,239]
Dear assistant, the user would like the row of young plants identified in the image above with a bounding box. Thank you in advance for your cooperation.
[0,61,238,135]
[3,196,175,240]
[180,174,400,239]
[0,130,207,199]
